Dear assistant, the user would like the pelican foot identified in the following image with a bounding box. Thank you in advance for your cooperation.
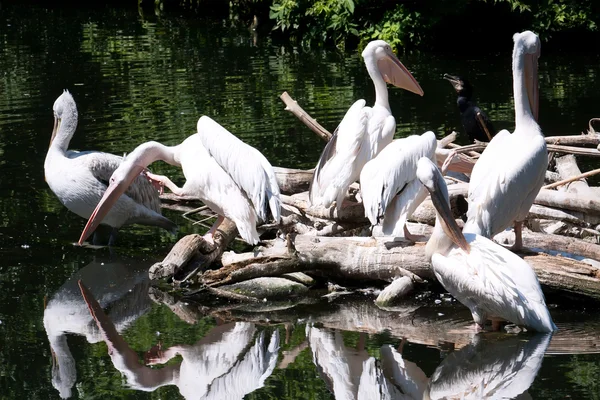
[403,224,427,243]
[143,171,166,194]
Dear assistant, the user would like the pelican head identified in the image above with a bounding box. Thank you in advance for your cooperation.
[78,157,145,245]
[416,157,470,253]
[50,90,78,147]
[362,40,424,96]
[513,31,540,121]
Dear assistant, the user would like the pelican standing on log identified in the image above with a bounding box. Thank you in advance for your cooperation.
[463,31,546,250]
[360,131,437,240]
[78,116,281,246]
[44,90,177,245]
[417,156,556,333]
[309,40,424,210]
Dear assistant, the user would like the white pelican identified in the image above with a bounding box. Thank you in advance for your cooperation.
[463,31,547,250]
[79,280,279,398]
[44,90,177,245]
[417,157,556,333]
[427,333,552,399]
[309,40,424,210]
[360,131,437,240]
[78,115,281,246]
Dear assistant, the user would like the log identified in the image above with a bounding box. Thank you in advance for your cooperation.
[438,131,458,148]
[528,204,600,226]
[280,91,332,141]
[551,154,596,196]
[273,167,314,194]
[460,140,600,157]
[535,188,600,216]
[175,295,600,356]
[545,134,600,146]
[149,219,238,281]
[544,167,600,191]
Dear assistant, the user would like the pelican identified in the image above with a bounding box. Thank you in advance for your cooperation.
[360,131,437,240]
[463,31,547,250]
[44,90,177,245]
[78,115,281,246]
[417,157,556,333]
[309,40,424,210]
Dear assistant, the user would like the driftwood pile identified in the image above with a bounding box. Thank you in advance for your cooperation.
[153,96,600,307]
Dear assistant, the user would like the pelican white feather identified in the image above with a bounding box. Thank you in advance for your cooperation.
[44,90,176,244]
[78,116,280,246]
[309,40,424,210]
[463,31,547,250]
[360,131,437,237]
[417,157,556,333]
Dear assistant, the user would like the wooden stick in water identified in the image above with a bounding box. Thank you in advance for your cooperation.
[475,111,493,141]
[280,91,332,142]
[542,167,600,190]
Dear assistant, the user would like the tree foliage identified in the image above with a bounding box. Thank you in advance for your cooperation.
[250,0,600,50]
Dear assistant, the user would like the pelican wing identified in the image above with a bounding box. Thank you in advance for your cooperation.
[73,151,162,213]
[196,116,281,223]
[360,132,437,226]
[465,130,547,236]
[433,233,555,332]
[309,99,368,206]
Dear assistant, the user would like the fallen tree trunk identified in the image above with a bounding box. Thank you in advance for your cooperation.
[552,154,596,196]
[149,219,238,282]
[546,134,600,146]
[273,167,314,194]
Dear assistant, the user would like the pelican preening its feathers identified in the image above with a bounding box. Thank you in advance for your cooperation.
[309,39,424,211]
[360,131,437,240]
[417,157,556,333]
[78,115,281,246]
[44,90,177,245]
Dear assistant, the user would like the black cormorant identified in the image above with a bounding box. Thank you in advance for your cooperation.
[443,73,495,142]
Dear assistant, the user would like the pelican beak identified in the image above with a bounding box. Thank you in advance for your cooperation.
[50,117,60,148]
[378,53,424,96]
[525,49,539,121]
[77,164,144,245]
[427,172,471,253]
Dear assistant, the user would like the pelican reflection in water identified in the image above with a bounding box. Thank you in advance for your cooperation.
[307,325,551,399]
[427,333,552,399]
[306,325,428,399]
[78,281,279,399]
[43,256,152,399]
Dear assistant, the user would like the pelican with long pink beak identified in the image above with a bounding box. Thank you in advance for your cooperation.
[78,115,280,246]
[309,40,424,211]
[463,31,546,250]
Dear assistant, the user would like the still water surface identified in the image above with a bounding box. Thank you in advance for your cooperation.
[1,2,600,399]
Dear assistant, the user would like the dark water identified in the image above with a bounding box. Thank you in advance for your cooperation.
[1,2,600,399]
